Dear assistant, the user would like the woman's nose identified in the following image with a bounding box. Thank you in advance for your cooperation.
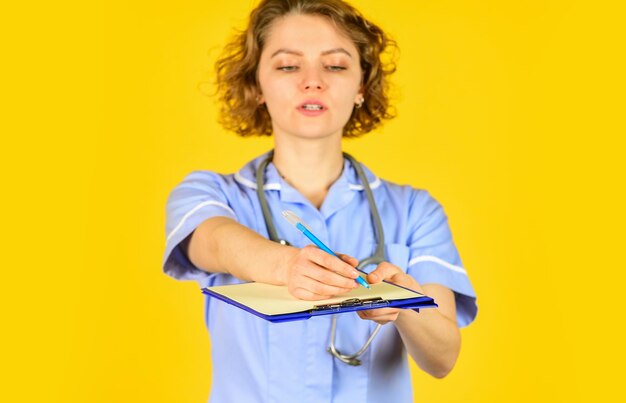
[299,68,326,92]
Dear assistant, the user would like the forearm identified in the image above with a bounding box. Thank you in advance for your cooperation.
[394,307,461,378]
[187,216,361,300]
[186,216,294,285]
[363,267,461,378]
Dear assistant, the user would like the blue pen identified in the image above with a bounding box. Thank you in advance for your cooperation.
[282,210,370,289]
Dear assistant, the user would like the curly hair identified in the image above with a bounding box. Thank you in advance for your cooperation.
[215,0,397,137]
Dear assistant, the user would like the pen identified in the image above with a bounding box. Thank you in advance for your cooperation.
[282,210,370,289]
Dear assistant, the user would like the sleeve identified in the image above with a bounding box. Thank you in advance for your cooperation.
[406,190,477,327]
[162,171,238,285]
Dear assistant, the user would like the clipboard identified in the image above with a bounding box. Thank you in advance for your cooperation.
[201,277,437,323]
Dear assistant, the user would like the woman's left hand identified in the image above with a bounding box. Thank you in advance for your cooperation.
[356,262,424,325]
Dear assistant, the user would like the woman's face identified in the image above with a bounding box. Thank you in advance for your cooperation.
[257,14,363,142]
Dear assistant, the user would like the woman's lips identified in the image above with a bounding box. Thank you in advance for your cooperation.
[298,101,327,116]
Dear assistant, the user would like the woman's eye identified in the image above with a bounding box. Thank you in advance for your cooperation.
[326,65,347,72]
[277,66,298,72]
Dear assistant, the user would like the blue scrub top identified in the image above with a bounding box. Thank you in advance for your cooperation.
[163,152,477,403]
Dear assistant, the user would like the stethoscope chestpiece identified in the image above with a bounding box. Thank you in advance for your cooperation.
[327,347,362,366]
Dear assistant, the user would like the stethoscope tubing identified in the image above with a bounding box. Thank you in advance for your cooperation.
[255,150,386,366]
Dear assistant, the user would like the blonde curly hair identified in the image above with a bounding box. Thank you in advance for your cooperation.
[215,0,397,137]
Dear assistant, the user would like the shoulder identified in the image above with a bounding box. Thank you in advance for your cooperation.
[376,176,440,209]
[370,179,448,236]
[353,160,443,216]
[178,170,231,185]
[168,152,274,197]
[167,170,237,200]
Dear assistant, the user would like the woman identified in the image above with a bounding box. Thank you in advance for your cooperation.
[163,1,477,402]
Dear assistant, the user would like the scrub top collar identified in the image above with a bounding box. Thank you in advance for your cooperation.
[234,151,382,217]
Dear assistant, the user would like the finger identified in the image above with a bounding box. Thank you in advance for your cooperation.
[304,246,360,281]
[387,272,419,290]
[385,271,423,292]
[357,310,393,320]
[304,262,359,290]
[367,262,402,284]
[357,308,400,323]
[364,307,400,317]
[336,253,359,267]
[291,250,358,289]
[291,287,333,301]
[295,275,354,298]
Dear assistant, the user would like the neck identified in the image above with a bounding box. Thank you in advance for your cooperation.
[272,138,344,209]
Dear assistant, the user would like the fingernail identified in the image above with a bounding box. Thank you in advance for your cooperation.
[352,270,359,278]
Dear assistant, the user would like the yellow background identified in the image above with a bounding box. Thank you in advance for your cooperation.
[2,0,624,402]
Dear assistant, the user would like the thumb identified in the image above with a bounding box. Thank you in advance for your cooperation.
[367,262,401,284]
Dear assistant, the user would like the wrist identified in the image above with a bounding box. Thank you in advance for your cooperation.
[395,307,420,327]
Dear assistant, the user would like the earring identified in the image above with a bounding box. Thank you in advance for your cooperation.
[355,96,364,109]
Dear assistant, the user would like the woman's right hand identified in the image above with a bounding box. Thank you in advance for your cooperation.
[281,245,360,300]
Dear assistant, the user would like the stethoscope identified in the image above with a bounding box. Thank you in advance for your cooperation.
[256,150,385,366]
